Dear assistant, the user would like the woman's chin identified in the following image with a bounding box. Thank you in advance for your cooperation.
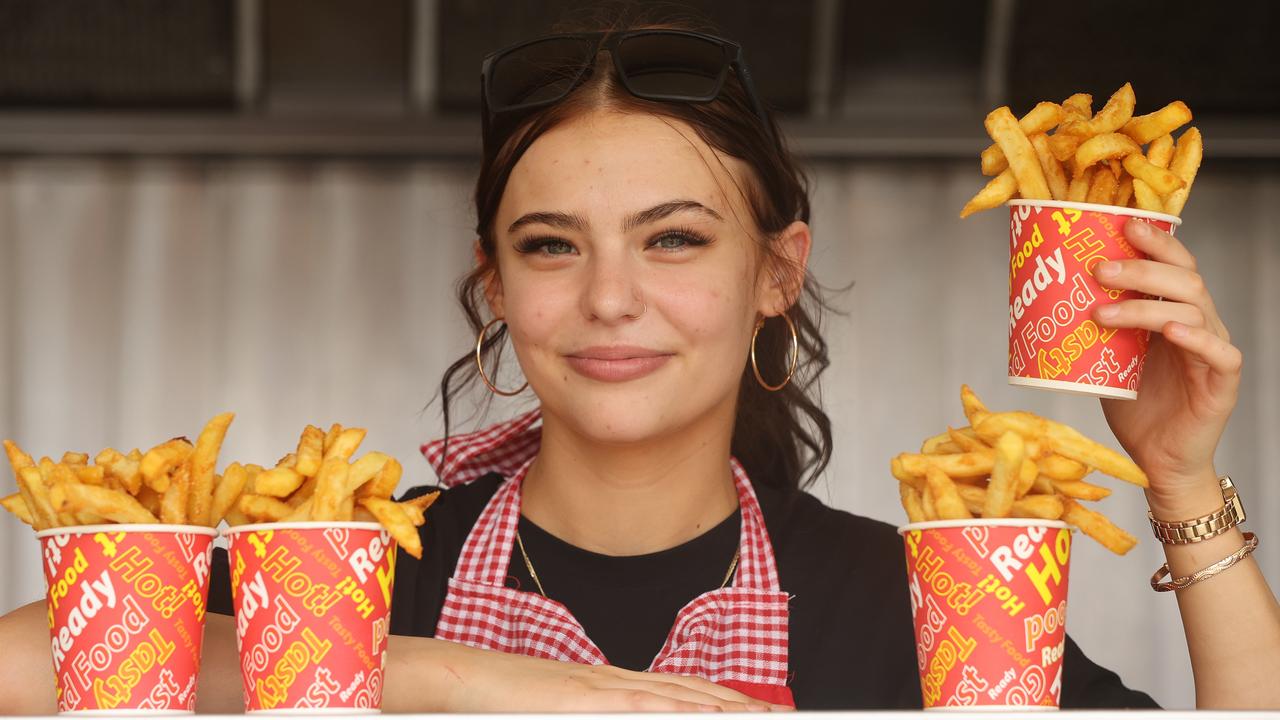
[545,401,678,447]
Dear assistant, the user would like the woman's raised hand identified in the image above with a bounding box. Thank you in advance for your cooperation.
[1093,218,1242,514]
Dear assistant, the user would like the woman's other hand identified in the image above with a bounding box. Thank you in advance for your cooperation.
[1093,218,1242,515]
[385,633,790,712]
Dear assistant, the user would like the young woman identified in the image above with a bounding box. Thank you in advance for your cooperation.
[3,19,1279,713]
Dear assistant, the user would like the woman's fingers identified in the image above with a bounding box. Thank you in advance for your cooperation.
[1094,299,1205,333]
[1095,259,1229,341]
[632,670,770,705]
[590,667,775,711]
[578,689,716,713]
[1123,218,1197,271]
[1095,259,1205,305]
[601,679,762,711]
[1162,321,1244,379]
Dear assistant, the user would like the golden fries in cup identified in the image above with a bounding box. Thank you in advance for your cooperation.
[3,417,436,559]
[961,83,1202,218]
[3,413,236,530]
[2,416,239,713]
[893,385,1140,555]
[225,422,435,558]
[220,425,434,712]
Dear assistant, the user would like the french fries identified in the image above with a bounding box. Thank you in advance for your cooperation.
[980,102,1064,176]
[983,432,1023,518]
[1164,128,1203,217]
[1060,83,1135,138]
[3,414,234,530]
[226,423,435,559]
[1122,101,1193,145]
[1030,133,1069,202]
[359,498,424,559]
[959,170,1017,220]
[2,416,437,559]
[1074,133,1141,177]
[900,483,928,524]
[892,385,1144,554]
[188,412,234,526]
[985,106,1052,201]
[962,83,1202,217]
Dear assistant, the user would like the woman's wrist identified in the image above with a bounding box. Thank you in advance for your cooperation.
[1142,467,1255,582]
[1144,466,1225,522]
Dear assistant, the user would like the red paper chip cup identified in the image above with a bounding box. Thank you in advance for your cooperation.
[224,522,396,714]
[1007,200,1180,399]
[36,524,217,715]
[898,520,1073,710]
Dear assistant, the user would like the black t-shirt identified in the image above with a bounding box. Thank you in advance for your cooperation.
[208,474,1158,709]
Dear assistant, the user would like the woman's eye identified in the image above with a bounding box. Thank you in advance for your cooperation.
[516,237,576,256]
[542,239,574,255]
[648,230,710,252]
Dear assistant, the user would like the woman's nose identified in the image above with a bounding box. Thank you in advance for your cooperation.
[580,253,645,323]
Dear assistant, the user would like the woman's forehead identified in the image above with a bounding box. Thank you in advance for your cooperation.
[499,111,751,231]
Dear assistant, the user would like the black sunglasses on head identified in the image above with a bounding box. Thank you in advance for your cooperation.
[480,29,775,152]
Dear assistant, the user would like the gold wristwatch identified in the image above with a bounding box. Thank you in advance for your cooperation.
[1148,476,1245,545]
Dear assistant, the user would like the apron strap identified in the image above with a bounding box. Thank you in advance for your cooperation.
[451,457,534,585]
[728,458,781,592]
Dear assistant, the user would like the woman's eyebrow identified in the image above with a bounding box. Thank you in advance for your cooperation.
[507,210,590,234]
[507,200,723,235]
[622,200,723,232]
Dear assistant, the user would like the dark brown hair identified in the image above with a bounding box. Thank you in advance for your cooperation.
[436,8,834,490]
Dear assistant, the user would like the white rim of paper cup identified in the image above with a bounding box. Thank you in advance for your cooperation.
[36,523,218,539]
[247,709,379,715]
[926,705,1056,712]
[898,519,1072,535]
[1008,198,1181,227]
[222,520,383,538]
[1009,375,1138,400]
[58,710,193,716]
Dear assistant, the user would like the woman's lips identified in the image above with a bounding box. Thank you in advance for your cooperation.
[564,347,674,382]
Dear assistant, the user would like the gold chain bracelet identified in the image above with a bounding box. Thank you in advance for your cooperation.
[1151,532,1259,592]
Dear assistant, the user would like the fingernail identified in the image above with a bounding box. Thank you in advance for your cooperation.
[1096,305,1118,320]
[1129,219,1151,237]
[1096,261,1120,279]
[1167,322,1187,338]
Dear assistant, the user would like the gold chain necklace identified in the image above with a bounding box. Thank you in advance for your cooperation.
[515,528,740,598]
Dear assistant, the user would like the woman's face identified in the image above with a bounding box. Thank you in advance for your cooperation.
[487,110,808,445]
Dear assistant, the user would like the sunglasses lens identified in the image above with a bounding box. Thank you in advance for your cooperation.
[616,33,728,99]
[488,37,595,111]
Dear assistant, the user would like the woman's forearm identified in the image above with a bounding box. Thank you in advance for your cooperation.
[383,633,783,712]
[0,601,55,715]
[1149,474,1280,708]
[384,634,470,712]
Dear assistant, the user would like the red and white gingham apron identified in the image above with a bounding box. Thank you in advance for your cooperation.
[421,410,795,706]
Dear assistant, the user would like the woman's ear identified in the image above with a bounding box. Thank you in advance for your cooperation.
[476,241,505,318]
[756,220,812,316]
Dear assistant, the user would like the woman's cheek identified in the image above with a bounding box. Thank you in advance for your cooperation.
[660,278,748,340]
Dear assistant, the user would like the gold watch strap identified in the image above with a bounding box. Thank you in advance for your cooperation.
[1148,476,1245,545]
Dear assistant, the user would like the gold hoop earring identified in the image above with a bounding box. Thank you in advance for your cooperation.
[475,318,529,397]
[750,313,799,392]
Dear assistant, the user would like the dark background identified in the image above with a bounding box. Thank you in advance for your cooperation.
[0,0,1276,159]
